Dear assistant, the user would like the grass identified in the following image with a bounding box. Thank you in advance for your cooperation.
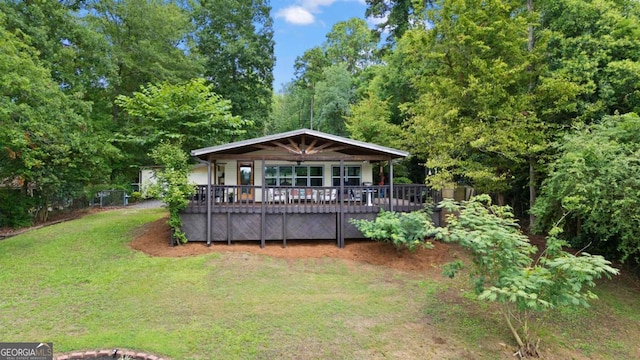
[1,208,639,359]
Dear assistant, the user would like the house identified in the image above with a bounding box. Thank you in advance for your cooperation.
[180,129,441,247]
[139,163,210,197]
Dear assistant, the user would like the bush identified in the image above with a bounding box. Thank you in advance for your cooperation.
[392,176,413,184]
[532,113,640,262]
[148,142,195,245]
[129,191,143,203]
[350,209,435,252]
[0,189,34,228]
[437,195,619,357]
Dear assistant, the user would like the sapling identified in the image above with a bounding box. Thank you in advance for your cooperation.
[148,142,195,245]
[435,195,618,358]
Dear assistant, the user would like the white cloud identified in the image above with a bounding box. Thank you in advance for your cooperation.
[366,14,387,27]
[277,0,366,26]
[276,6,316,25]
[301,0,337,12]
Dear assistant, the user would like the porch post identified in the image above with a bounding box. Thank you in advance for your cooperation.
[260,158,266,248]
[338,159,344,248]
[389,159,394,212]
[206,157,212,246]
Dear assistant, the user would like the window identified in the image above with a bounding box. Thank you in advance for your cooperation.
[265,165,323,186]
[332,166,361,186]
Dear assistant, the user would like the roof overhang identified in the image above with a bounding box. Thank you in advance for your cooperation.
[191,129,409,162]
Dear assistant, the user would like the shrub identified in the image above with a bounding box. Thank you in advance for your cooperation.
[532,113,640,262]
[392,176,413,184]
[148,142,195,245]
[436,195,619,357]
[350,209,435,252]
[0,189,34,228]
[129,191,143,203]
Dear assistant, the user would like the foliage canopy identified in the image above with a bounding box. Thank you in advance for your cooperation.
[532,113,640,262]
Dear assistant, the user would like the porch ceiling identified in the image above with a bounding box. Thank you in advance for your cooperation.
[191,129,409,162]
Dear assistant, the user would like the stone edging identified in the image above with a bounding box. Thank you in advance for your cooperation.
[55,349,168,360]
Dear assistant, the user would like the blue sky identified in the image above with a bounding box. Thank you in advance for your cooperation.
[272,0,376,91]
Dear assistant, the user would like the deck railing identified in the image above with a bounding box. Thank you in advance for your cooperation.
[185,184,441,214]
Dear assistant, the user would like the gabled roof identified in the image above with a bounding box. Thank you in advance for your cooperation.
[191,129,409,161]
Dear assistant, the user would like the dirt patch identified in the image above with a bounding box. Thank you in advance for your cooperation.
[129,217,460,272]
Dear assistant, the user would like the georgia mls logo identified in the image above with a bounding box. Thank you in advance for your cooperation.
[0,342,53,360]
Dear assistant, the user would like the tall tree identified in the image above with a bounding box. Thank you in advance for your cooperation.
[0,17,111,221]
[194,0,274,137]
[115,78,249,166]
[0,0,114,97]
[314,63,354,135]
[402,0,546,196]
[324,18,379,75]
[532,113,640,262]
[346,91,402,147]
[269,84,310,133]
[293,47,329,130]
[365,0,433,47]
[537,0,640,126]
[86,0,203,122]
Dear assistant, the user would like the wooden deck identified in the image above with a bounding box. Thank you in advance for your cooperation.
[180,184,441,247]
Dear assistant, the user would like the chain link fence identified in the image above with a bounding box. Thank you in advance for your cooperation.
[90,190,130,207]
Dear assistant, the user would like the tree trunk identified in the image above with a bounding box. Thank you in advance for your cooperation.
[310,91,315,130]
[529,156,536,230]
[527,0,537,230]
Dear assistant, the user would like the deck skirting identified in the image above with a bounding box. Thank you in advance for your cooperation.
[180,208,440,246]
[180,184,441,247]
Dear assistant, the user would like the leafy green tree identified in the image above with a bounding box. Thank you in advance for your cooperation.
[115,78,249,166]
[293,46,330,130]
[365,0,432,47]
[537,0,640,126]
[84,0,203,136]
[0,0,114,96]
[437,195,618,357]
[269,83,310,133]
[324,18,379,75]
[147,142,195,245]
[314,64,354,135]
[0,16,111,221]
[532,113,640,262]
[346,92,402,147]
[86,0,203,121]
[194,0,274,137]
[401,0,546,196]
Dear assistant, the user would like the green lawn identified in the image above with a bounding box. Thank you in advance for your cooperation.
[1,208,638,359]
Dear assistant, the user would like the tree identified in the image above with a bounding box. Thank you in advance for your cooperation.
[0,0,114,97]
[365,0,432,47]
[194,0,274,137]
[293,46,330,130]
[86,0,203,121]
[401,0,546,196]
[147,142,195,245]
[314,64,354,135]
[115,78,249,166]
[536,0,640,126]
[532,113,640,262]
[345,92,402,147]
[268,83,310,133]
[437,195,618,357]
[0,16,111,221]
[82,0,205,182]
[324,18,379,75]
